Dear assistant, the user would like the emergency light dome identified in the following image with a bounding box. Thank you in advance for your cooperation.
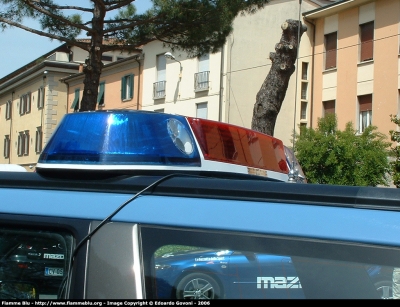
[36,110,290,181]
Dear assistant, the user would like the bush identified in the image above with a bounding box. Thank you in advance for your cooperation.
[389,115,400,188]
[294,114,391,186]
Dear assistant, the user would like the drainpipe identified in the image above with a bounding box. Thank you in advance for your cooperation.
[134,55,142,110]
[304,16,316,129]
[41,73,46,152]
[218,44,225,122]
[9,91,14,164]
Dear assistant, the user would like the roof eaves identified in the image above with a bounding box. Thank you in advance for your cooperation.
[0,61,80,93]
[0,43,70,84]
[303,0,352,18]
[60,54,142,83]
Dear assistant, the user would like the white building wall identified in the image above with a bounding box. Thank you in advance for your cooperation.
[141,41,222,121]
[223,0,319,146]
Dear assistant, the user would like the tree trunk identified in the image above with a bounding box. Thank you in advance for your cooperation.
[79,2,105,112]
[251,19,307,136]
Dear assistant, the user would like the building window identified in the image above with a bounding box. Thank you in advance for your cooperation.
[35,127,42,153]
[157,54,166,81]
[301,62,309,80]
[360,21,374,62]
[198,53,209,72]
[300,123,307,135]
[194,71,210,91]
[25,92,31,114]
[71,88,80,111]
[19,96,24,115]
[323,100,335,116]
[5,100,11,120]
[23,130,29,156]
[17,132,24,156]
[195,54,210,91]
[102,55,113,62]
[154,54,166,99]
[325,32,337,69]
[153,81,166,99]
[38,86,44,109]
[301,82,308,100]
[121,74,134,101]
[301,101,307,120]
[3,135,10,159]
[154,109,165,113]
[19,93,32,115]
[196,102,208,119]
[97,82,105,106]
[358,94,372,133]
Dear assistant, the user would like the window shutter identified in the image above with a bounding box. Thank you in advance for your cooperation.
[360,22,374,61]
[325,32,337,69]
[37,88,41,108]
[71,89,79,109]
[26,92,31,113]
[359,94,372,111]
[323,100,335,115]
[19,96,24,115]
[97,82,105,105]
[129,74,134,99]
[121,77,126,100]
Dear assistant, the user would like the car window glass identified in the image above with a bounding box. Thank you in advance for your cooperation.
[142,227,400,299]
[0,227,73,299]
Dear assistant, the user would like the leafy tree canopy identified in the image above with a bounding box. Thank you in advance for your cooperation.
[294,114,391,187]
[0,0,269,110]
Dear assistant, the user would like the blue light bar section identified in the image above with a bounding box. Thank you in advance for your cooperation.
[38,110,201,166]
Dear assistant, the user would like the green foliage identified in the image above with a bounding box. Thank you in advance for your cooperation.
[294,114,391,186]
[154,245,201,258]
[0,0,269,56]
[389,114,400,188]
[111,0,270,57]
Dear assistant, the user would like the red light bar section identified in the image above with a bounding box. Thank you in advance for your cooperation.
[187,118,289,174]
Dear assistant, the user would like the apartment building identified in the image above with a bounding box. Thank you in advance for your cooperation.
[0,45,80,170]
[303,0,400,139]
[0,44,132,170]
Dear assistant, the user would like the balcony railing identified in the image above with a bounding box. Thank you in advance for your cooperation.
[194,71,210,92]
[153,81,166,99]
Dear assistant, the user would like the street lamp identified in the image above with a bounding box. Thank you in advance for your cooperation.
[165,52,182,79]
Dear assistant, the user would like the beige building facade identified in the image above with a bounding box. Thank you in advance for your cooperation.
[0,44,133,170]
[63,55,142,112]
[0,53,80,170]
[304,0,400,138]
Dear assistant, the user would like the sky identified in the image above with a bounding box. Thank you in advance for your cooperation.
[0,0,153,79]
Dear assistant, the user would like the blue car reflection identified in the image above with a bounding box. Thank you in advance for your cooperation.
[154,248,393,299]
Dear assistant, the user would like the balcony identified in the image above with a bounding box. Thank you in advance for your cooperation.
[153,81,166,99]
[194,71,210,92]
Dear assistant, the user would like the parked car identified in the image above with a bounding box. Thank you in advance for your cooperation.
[154,248,392,299]
[0,164,27,172]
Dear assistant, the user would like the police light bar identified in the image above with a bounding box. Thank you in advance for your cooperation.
[36,110,290,182]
